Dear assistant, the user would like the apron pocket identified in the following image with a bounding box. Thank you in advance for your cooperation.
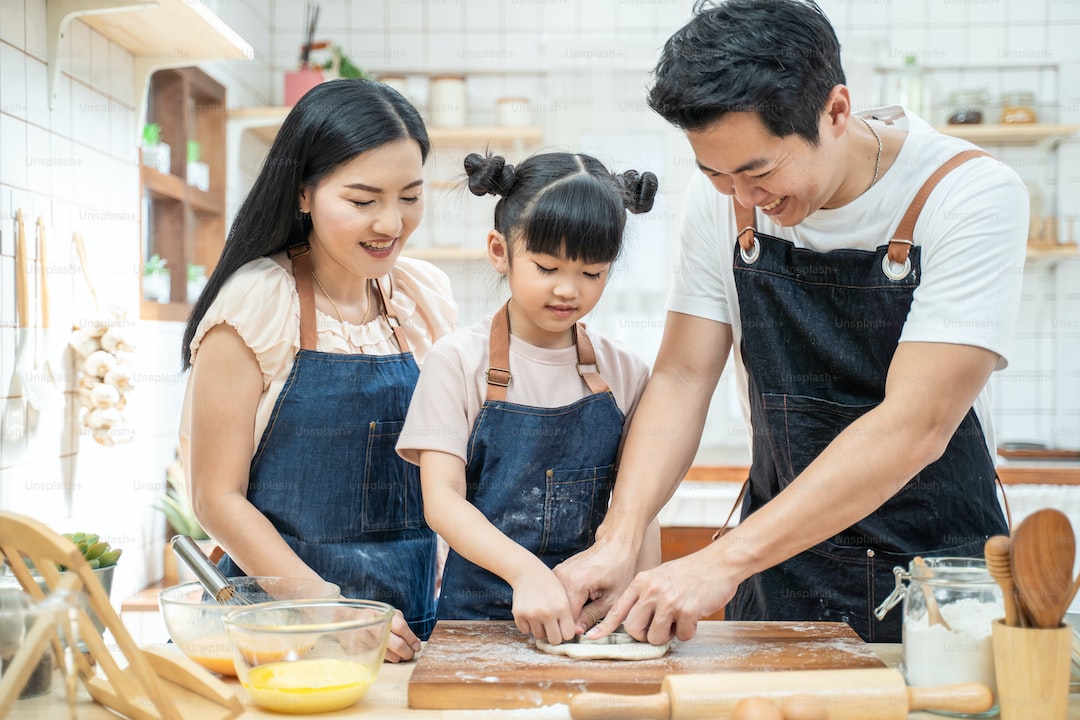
[540,465,613,558]
[759,393,877,489]
[362,419,425,532]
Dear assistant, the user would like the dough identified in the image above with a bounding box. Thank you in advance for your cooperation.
[534,629,671,661]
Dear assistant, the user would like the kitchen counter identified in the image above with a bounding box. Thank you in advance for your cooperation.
[9,644,1080,718]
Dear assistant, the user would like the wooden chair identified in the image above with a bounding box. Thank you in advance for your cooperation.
[0,511,242,719]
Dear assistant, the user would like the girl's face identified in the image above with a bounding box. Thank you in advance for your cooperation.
[489,231,611,349]
[299,139,424,280]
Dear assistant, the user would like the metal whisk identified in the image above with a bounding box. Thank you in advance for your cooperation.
[171,535,254,606]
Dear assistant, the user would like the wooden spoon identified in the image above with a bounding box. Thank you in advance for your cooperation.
[1011,509,1077,628]
[985,535,1021,626]
[913,557,951,630]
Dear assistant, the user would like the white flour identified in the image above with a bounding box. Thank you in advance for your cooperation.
[903,597,1002,693]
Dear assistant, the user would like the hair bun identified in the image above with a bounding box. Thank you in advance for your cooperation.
[464,153,517,197]
[617,170,659,214]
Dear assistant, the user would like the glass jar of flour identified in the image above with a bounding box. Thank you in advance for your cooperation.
[875,557,1002,717]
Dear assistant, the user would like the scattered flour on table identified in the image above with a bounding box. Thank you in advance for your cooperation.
[904,597,1002,693]
[465,704,570,718]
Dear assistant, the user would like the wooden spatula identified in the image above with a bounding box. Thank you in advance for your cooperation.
[1011,509,1077,629]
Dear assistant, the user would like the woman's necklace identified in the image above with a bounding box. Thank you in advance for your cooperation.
[310,271,377,330]
[857,115,883,190]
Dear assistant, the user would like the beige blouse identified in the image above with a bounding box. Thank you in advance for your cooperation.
[179,254,457,467]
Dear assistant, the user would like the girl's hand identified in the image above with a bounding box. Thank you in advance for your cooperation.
[510,565,578,646]
[383,609,421,663]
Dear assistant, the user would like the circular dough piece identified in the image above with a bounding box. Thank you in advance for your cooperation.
[534,630,670,661]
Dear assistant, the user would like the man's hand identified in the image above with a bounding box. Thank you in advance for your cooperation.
[554,533,640,635]
[585,550,738,645]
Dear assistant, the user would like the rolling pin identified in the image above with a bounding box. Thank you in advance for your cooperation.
[568,668,993,720]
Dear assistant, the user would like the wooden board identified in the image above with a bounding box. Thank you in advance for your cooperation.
[407,620,885,710]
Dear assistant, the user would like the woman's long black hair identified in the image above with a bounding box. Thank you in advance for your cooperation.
[181,79,430,369]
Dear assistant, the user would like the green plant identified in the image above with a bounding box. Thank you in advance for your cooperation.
[59,532,122,570]
[323,45,369,80]
[142,122,162,146]
[154,455,209,541]
[187,263,206,282]
[143,253,168,277]
[187,139,201,163]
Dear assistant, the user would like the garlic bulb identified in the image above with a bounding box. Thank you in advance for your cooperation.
[68,329,100,358]
[100,327,133,354]
[84,350,116,378]
[71,307,136,445]
[89,382,120,409]
[104,364,136,393]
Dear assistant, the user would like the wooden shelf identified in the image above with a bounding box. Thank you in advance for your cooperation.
[936,123,1078,146]
[1026,242,1079,260]
[404,246,489,262]
[140,300,192,322]
[46,0,252,118]
[143,167,186,202]
[228,106,544,149]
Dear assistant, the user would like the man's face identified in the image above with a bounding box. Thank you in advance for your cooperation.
[687,111,844,227]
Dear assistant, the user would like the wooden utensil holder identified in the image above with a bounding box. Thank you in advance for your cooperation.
[992,619,1071,720]
[0,512,242,720]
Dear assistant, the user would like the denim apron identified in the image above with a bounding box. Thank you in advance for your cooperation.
[217,245,437,639]
[725,150,1008,642]
[436,304,626,620]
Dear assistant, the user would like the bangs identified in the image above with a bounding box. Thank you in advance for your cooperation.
[519,174,625,264]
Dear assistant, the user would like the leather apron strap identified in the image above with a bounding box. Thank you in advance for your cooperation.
[289,243,411,354]
[485,302,610,402]
[289,244,318,351]
[731,149,992,264]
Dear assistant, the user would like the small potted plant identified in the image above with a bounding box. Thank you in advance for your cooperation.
[155,453,215,584]
[186,263,207,304]
[142,252,171,304]
[141,123,171,174]
[185,140,210,192]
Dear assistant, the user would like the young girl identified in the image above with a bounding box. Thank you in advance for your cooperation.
[180,79,456,661]
[397,152,660,645]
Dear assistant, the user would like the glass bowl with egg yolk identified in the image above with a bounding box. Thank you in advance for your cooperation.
[223,598,394,714]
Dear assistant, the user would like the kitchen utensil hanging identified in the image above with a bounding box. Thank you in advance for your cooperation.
[0,511,243,720]
[25,215,64,413]
[2,210,29,443]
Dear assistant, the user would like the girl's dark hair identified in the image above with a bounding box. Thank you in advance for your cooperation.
[181,79,430,369]
[463,152,658,266]
[648,0,845,144]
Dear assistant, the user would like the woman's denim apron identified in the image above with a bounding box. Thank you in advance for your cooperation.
[218,245,437,639]
[436,304,625,620]
[725,150,1008,642]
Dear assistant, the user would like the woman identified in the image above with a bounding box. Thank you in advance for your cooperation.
[179,79,456,661]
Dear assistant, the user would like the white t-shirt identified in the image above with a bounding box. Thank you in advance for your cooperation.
[397,316,651,465]
[668,108,1029,455]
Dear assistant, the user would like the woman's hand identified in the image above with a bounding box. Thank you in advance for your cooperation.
[510,563,578,646]
[383,609,421,663]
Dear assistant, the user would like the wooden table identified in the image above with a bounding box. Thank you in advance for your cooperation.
[8,643,1080,719]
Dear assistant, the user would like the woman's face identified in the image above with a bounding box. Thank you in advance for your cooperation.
[299,138,425,279]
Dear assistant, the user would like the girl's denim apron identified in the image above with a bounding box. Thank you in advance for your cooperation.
[436,304,625,620]
[218,245,437,639]
[725,150,1008,642]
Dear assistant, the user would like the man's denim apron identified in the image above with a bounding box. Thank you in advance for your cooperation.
[218,245,437,639]
[436,304,625,620]
[725,150,1008,642]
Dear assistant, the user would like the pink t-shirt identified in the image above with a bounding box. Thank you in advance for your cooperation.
[397,315,650,465]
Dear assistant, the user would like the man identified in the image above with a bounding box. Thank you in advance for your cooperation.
[556,0,1026,643]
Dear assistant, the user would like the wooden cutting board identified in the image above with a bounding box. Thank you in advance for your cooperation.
[407,620,885,709]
